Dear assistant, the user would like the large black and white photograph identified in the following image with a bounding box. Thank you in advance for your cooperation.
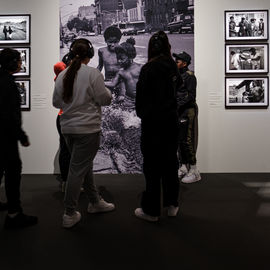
[225,77,268,108]
[59,0,194,173]
[15,79,30,111]
[225,10,268,41]
[0,15,30,44]
[225,44,268,74]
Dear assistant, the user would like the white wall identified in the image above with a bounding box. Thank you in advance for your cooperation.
[1,0,60,173]
[1,0,270,173]
[195,0,270,172]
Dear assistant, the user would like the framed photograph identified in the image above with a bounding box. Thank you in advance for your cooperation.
[0,14,30,44]
[225,77,268,108]
[15,79,30,111]
[225,44,268,74]
[225,10,268,41]
[0,47,30,76]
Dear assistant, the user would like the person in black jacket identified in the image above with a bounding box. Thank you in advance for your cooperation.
[0,48,38,229]
[135,31,183,221]
[173,51,201,184]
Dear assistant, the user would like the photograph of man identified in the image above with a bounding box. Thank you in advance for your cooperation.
[229,16,237,37]
[229,79,265,104]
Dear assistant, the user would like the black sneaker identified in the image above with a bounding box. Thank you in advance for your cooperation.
[0,201,8,211]
[4,212,38,229]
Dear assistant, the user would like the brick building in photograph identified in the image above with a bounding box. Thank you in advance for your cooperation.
[94,0,141,31]
[144,0,194,31]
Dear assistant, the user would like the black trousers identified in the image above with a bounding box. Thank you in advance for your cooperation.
[0,137,22,214]
[140,120,179,216]
[56,115,71,182]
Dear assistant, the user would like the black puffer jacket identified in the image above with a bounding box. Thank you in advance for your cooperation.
[176,66,197,115]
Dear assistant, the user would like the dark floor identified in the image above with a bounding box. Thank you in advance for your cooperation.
[0,173,270,270]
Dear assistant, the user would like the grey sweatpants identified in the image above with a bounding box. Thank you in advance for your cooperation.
[63,132,100,215]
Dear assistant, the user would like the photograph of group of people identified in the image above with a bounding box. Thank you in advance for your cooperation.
[226,44,268,73]
[225,10,268,41]
[224,10,269,108]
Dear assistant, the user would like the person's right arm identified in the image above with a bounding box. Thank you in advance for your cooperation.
[52,77,64,109]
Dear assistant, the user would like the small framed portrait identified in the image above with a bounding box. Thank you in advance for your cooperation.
[0,47,30,76]
[0,14,30,44]
[225,77,268,108]
[225,10,268,41]
[15,79,30,111]
[225,44,269,74]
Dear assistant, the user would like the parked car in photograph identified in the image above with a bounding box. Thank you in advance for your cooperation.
[167,14,194,34]
[122,27,137,36]
[63,32,77,44]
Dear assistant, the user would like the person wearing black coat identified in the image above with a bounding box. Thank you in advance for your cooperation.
[135,31,183,221]
[173,51,201,184]
[0,48,38,229]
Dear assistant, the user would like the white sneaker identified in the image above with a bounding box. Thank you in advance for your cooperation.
[167,206,179,217]
[62,211,81,228]
[134,208,158,222]
[181,168,201,184]
[178,164,188,178]
[87,198,115,213]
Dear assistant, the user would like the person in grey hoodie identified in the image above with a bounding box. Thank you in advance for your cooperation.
[53,38,114,228]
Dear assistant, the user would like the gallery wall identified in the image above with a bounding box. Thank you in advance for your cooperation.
[1,0,270,173]
[196,0,270,172]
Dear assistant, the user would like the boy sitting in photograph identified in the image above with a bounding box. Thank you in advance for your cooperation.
[105,37,141,107]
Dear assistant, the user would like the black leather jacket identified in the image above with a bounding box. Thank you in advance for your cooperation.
[176,66,197,115]
[0,69,28,143]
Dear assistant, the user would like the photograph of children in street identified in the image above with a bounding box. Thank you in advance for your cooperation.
[225,77,268,108]
[225,10,268,41]
[59,0,194,173]
[0,15,30,44]
[226,44,268,74]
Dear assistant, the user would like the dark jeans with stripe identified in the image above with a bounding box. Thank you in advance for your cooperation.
[178,105,198,166]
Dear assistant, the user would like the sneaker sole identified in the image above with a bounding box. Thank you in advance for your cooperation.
[87,206,115,214]
[181,176,201,184]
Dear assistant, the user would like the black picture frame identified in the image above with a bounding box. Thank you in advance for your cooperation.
[0,47,31,76]
[225,43,269,74]
[225,10,268,41]
[225,77,269,108]
[15,79,30,111]
[0,14,31,44]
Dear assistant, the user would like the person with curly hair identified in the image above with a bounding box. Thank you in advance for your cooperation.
[105,37,141,104]
[97,26,122,81]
